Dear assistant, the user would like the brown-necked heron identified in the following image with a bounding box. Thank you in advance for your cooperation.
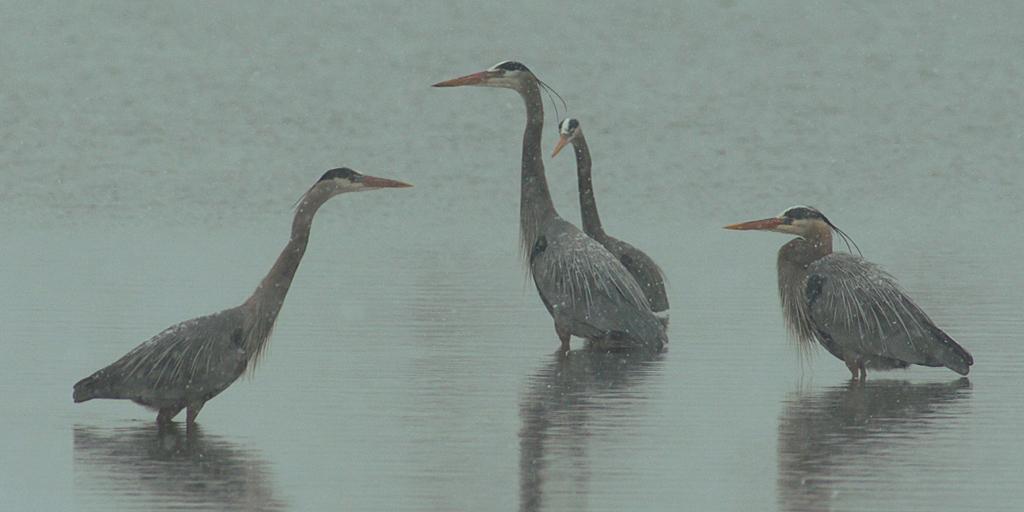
[726,205,973,380]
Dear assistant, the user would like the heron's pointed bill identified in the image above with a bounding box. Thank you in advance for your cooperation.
[432,71,497,88]
[362,176,413,188]
[724,217,784,231]
[551,134,571,158]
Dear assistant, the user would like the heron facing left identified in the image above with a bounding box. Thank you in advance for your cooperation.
[725,206,973,380]
[73,168,412,427]
[552,118,670,326]
[433,61,667,353]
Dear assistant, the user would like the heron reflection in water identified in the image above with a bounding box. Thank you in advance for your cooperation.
[726,206,973,380]
[519,350,663,512]
[777,379,971,512]
[73,424,284,511]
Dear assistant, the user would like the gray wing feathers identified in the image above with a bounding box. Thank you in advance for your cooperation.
[531,221,665,346]
[613,239,669,313]
[80,309,248,403]
[806,254,972,374]
[532,227,650,311]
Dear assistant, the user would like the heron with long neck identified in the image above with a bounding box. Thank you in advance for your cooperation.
[552,117,670,324]
[726,206,973,380]
[434,61,667,352]
[73,168,412,427]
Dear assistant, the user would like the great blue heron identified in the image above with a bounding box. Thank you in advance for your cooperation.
[725,206,973,380]
[73,168,412,427]
[551,117,669,325]
[433,61,667,353]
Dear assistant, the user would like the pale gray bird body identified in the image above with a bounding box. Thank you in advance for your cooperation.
[73,168,412,426]
[552,118,669,325]
[726,206,973,379]
[434,62,667,352]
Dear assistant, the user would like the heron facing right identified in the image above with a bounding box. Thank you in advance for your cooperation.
[725,206,973,380]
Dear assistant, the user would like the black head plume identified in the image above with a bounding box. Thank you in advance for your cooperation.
[783,206,861,256]
[782,206,825,221]
[559,118,580,134]
[537,77,567,127]
[488,60,566,121]
[493,61,531,73]
[293,167,363,209]
[318,167,361,182]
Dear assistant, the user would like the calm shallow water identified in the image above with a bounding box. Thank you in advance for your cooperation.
[2,1,1024,511]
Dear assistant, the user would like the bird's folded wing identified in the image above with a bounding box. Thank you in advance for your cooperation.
[91,309,246,397]
[806,253,961,367]
[530,224,652,327]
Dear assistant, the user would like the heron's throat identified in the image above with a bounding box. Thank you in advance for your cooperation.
[803,225,833,260]
[243,191,327,336]
[780,229,833,270]
[777,240,818,351]
[518,79,557,261]
[776,229,834,352]
[572,135,604,239]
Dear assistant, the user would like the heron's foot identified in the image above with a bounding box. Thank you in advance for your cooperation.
[186,402,205,427]
[844,359,861,382]
[555,324,571,355]
[156,406,183,426]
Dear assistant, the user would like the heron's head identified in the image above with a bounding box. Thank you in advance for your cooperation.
[432,60,536,90]
[313,167,412,197]
[724,206,834,238]
[551,118,582,158]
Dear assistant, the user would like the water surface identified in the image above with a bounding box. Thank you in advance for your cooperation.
[2,1,1023,510]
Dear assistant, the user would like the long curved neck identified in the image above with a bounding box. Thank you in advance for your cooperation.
[243,189,330,344]
[571,133,604,238]
[518,79,557,259]
[779,231,832,268]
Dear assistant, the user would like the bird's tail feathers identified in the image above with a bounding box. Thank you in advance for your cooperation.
[73,373,108,403]
[930,326,973,376]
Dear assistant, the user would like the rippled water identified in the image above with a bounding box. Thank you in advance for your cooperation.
[3,1,1024,511]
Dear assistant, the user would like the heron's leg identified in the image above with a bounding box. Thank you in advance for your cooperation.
[844,358,860,381]
[555,323,571,354]
[157,406,183,426]
[858,363,867,382]
[186,402,205,426]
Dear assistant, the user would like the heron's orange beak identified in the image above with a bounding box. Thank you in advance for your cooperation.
[551,134,571,158]
[432,70,498,87]
[362,175,413,188]
[724,217,783,231]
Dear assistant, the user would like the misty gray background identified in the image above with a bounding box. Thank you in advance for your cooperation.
[1,1,1022,511]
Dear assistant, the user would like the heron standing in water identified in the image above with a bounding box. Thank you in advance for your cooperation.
[725,206,973,380]
[552,117,669,325]
[433,62,667,352]
[73,168,412,427]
